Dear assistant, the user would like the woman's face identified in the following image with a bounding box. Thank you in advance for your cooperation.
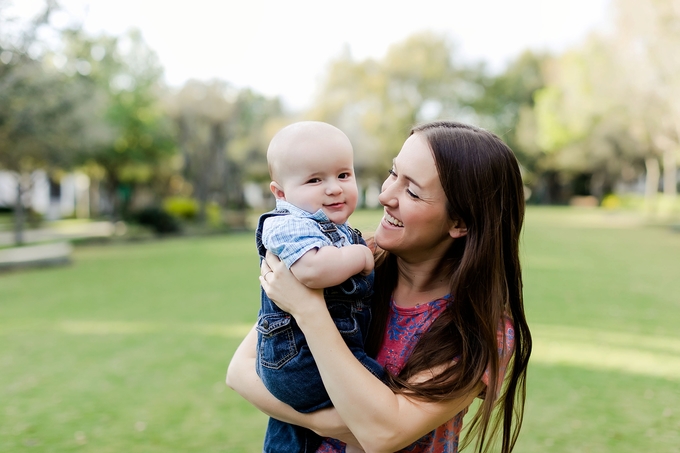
[375,133,461,262]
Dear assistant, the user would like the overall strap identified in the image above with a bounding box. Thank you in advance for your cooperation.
[317,219,342,244]
[255,208,290,258]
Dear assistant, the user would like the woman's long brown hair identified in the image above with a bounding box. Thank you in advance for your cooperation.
[365,121,531,453]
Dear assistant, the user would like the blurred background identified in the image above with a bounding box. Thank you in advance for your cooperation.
[1,0,679,452]
[1,0,677,238]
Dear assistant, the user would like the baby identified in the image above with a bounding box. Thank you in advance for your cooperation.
[255,121,384,453]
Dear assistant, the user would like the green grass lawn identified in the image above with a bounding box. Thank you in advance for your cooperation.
[1,207,679,452]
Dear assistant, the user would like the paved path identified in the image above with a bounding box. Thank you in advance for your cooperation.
[0,221,115,246]
[0,221,115,270]
[0,242,73,270]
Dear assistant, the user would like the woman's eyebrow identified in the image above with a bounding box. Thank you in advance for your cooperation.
[393,160,423,189]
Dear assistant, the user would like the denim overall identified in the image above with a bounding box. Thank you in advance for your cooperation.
[255,209,384,453]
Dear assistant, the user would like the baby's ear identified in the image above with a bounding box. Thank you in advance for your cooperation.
[270,181,286,200]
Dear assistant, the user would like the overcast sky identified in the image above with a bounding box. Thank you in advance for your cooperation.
[11,0,613,110]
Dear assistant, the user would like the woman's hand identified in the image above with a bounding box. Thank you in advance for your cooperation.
[260,251,326,318]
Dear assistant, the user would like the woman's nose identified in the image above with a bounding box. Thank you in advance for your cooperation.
[378,179,395,206]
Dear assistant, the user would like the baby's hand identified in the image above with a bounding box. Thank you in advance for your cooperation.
[360,245,374,276]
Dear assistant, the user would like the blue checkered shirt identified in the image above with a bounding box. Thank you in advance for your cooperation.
[262,200,355,268]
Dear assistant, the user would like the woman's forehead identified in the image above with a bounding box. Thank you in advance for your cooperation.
[394,135,438,184]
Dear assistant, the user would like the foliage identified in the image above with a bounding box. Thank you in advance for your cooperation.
[308,32,482,181]
[132,206,181,234]
[162,196,199,220]
[0,57,92,173]
[161,196,222,227]
[526,39,650,199]
[166,80,283,222]
[471,50,549,179]
[0,1,99,244]
[515,0,680,205]
[227,89,285,183]
[2,0,679,235]
[58,28,177,218]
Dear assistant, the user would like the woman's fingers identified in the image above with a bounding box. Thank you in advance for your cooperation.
[264,250,283,270]
[260,252,279,287]
[260,258,272,278]
[260,251,283,290]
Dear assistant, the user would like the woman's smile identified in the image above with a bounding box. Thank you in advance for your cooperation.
[383,212,404,227]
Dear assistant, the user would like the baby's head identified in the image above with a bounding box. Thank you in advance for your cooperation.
[267,121,358,224]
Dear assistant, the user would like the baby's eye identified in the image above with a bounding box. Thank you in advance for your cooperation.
[306,178,321,184]
[338,172,351,179]
[388,169,397,177]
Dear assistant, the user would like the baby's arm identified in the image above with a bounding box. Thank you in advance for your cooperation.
[290,244,374,289]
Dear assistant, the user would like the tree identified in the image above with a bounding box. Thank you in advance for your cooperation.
[309,32,482,184]
[225,88,284,201]
[166,80,283,223]
[59,28,176,219]
[0,0,95,244]
[471,50,548,185]
[612,0,680,208]
[518,0,680,208]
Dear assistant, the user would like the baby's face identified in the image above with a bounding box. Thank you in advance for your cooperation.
[277,140,358,225]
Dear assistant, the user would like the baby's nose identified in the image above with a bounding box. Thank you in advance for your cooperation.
[326,182,342,194]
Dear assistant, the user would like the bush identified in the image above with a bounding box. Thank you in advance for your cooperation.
[601,194,621,210]
[163,197,224,227]
[133,207,181,234]
[163,197,199,220]
[206,202,222,228]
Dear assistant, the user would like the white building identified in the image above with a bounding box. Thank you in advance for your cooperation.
[0,170,90,219]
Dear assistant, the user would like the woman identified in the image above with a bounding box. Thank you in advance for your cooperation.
[227,121,531,453]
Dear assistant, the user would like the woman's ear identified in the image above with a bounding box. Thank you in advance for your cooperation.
[449,220,467,239]
[270,181,286,200]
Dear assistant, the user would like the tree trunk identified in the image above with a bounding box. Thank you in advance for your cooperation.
[13,175,26,246]
[196,164,209,224]
[589,172,606,200]
[197,121,227,224]
[662,146,678,197]
[644,156,660,212]
[89,177,100,218]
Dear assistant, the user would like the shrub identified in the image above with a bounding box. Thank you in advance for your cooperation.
[133,207,181,234]
[601,194,621,210]
[206,202,222,228]
[163,197,199,220]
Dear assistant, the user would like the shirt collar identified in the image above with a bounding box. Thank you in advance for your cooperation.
[275,199,331,222]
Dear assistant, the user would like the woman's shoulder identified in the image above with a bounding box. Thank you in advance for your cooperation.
[499,314,515,352]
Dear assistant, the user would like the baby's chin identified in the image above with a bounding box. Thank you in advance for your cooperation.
[322,211,351,224]
[329,215,351,225]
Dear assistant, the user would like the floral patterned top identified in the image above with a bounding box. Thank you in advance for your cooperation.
[317,297,515,453]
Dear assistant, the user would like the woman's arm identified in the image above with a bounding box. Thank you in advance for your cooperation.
[260,253,482,453]
[226,324,360,446]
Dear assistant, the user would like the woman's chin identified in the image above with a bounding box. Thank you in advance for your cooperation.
[374,224,398,251]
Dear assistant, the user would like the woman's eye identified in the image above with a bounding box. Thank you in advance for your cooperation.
[388,169,397,177]
[407,189,420,199]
